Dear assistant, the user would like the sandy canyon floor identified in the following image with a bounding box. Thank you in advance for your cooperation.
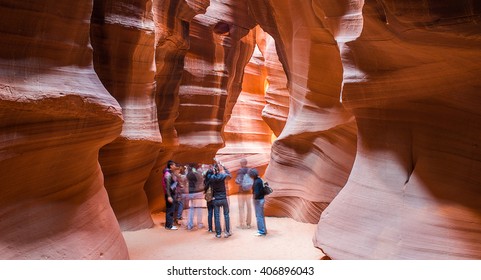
[123,195,325,260]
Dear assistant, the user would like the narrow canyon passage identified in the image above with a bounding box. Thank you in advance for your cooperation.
[1,0,481,260]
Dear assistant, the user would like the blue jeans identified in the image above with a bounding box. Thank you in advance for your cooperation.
[187,193,203,229]
[174,195,184,220]
[254,198,266,235]
[165,195,175,228]
[213,198,230,235]
[207,201,214,231]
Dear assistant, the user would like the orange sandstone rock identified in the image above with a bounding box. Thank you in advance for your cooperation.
[248,0,357,223]
[315,0,481,259]
[91,0,161,231]
[0,1,128,259]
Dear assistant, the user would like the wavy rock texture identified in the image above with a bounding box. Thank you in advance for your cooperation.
[172,0,257,164]
[144,0,210,213]
[0,1,128,259]
[315,0,481,259]
[153,0,210,158]
[91,0,161,231]
[248,0,358,223]
[216,28,274,194]
[259,29,290,137]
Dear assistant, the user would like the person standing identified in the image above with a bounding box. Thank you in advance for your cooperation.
[204,168,215,232]
[249,168,267,236]
[235,158,252,229]
[207,159,232,238]
[186,163,204,230]
[174,165,187,225]
[163,160,178,230]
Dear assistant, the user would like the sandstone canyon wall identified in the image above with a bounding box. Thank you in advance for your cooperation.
[144,0,210,213]
[216,28,276,193]
[91,0,160,231]
[259,30,290,138]
[0,1,128,259]
[173,0,257,164]
[314,0,481,259]
[247,0,358,223]
[3,0,481,260]
[145,0,257,212]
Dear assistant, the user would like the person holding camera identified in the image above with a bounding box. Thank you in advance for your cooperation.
[206,158,232,238]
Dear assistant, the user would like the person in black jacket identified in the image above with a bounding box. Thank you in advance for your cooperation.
[249,168,267,236]
[207,159,232,238]
[163,160,178,230]
[203,168,215,232]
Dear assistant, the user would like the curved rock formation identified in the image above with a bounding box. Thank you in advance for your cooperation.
[146,0,259,212]
[259,30,290,137]
[144,0,210,213]
[216,28,274,193]
[173,0,257,164]
[91,0,161,231]
[315,0,481,259]
[3,0,481,261]
[0,1,128,259]
[248,0,358,223]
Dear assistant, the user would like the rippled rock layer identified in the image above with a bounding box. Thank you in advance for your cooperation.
[0,1,128,259]
[314,0,481,259]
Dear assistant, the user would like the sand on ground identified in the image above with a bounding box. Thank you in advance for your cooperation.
[122,194,325,260]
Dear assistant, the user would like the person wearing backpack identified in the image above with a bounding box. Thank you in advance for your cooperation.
[203,167,215,232]
[235,158,252,229]
[249,168,267,236]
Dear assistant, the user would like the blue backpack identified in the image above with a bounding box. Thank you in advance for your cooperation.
[241,173,254,192]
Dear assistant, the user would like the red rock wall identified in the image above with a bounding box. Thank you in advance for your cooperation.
[216,27,274,194]
[172,0,257,164]
[91,0,161,231]
[144,0,210,213]
[314,0,481,259]
[259,30,290,137]
[0,1,128,259]
[3,0,481,261]
[248,0,358,223]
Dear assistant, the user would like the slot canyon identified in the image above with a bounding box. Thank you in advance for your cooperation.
[1,0,481,260]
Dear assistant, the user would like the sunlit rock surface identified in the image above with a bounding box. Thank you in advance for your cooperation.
[2,0,481,261]
[314,0,481,259]
[247,0,357,223]
[259,29,290,137]
[0,1,128,259]
[172,0,257,164]
[216,28,274,194]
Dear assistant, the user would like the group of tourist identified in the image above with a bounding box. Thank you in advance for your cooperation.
[162,158,267,238]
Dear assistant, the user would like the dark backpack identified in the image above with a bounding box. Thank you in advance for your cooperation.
[262,181,273,195]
